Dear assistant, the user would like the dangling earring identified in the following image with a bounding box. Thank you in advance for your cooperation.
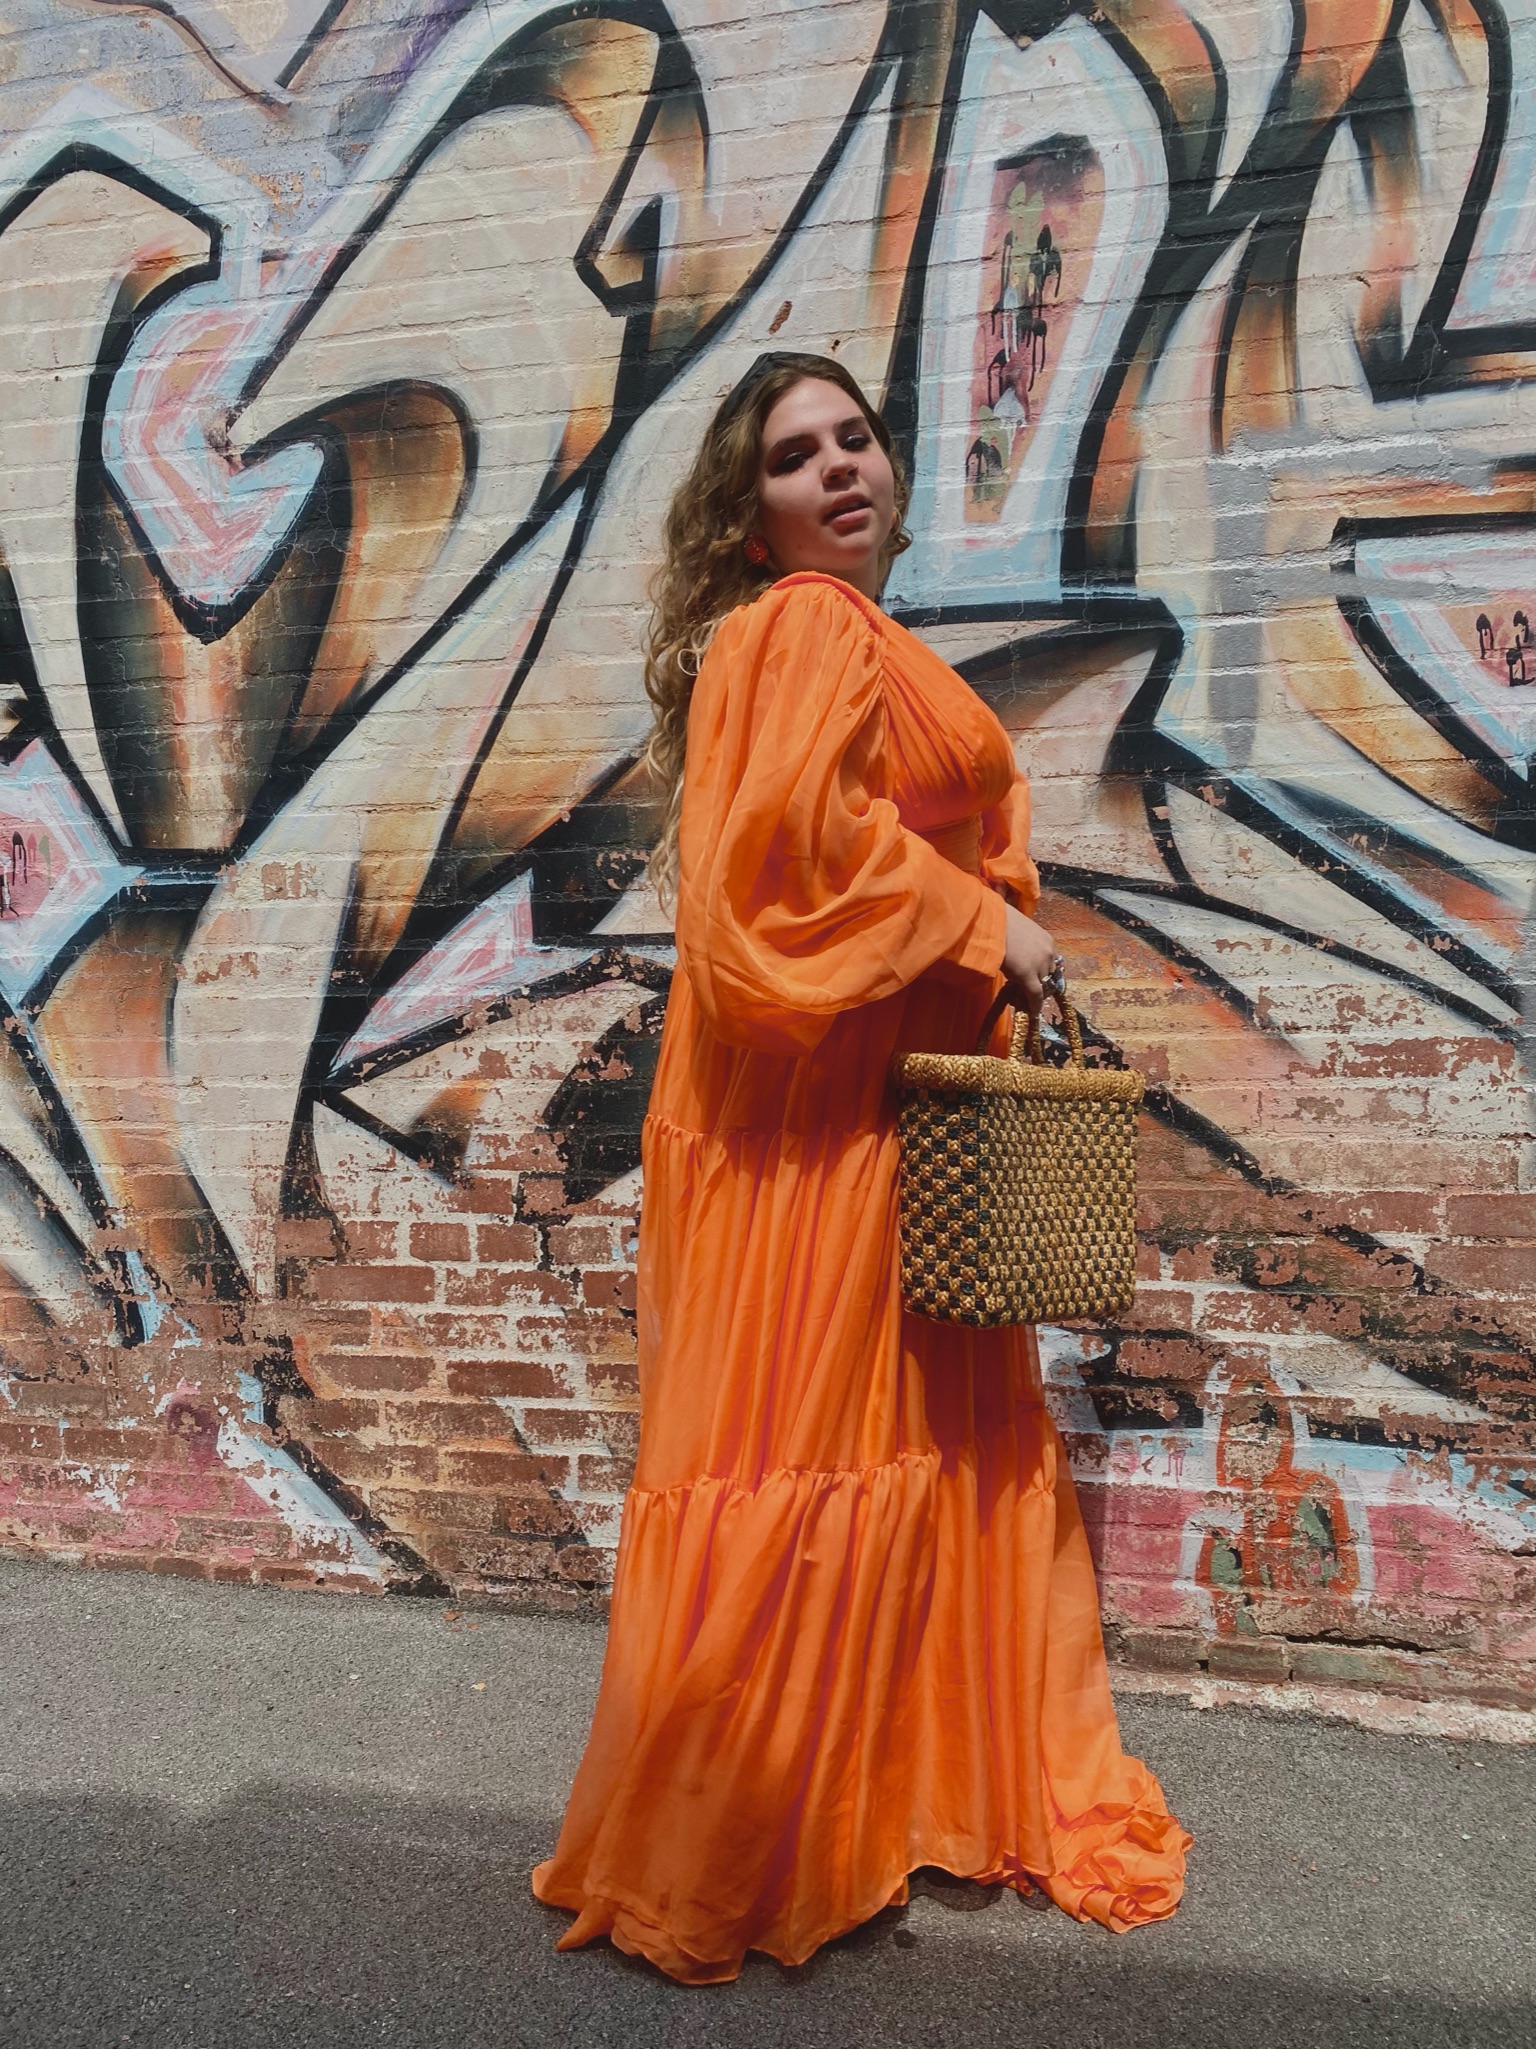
[743,535,770,566]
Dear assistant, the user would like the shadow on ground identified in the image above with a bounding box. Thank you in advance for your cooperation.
[0,1560,1529,2049]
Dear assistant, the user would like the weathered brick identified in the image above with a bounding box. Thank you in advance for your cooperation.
[1113,1627,1205,1675]
[444,1357,573,1401]
[475,1223,541,1263]
[581,1268,637,1312]
[1422,1244,1536,1294]
[341,1224,401,1262]
[1288,1644,1438,1697]
[1206,1637,1292,1684]
[514,1407,612,1450]
[306,1265,436,1304]
[438,1448,568,1493]
[409,1224,472,1264]
[575,1454,635,1497]
[311,1352,436,1395]
[445,1267,575,1308]
[547,1224,618,1267]
[275,1219,341,1260]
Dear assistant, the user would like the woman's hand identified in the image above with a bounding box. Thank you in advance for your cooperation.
[1002,906,1057,1019]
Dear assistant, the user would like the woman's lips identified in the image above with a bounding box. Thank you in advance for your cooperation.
[824,496,872,531]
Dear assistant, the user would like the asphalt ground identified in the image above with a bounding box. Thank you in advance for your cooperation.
[1,1555,1530,2049]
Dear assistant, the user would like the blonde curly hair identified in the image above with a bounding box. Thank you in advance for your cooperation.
[643,351,911,907]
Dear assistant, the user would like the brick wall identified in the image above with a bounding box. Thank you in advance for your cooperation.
[1,0,1533,1710]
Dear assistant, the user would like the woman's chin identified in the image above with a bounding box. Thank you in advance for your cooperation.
[783,540,881,590]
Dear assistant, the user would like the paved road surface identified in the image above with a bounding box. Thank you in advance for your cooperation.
[1,1557,1529,2049]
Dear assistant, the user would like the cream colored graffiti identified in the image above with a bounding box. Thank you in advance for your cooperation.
[0,1,1533,1590]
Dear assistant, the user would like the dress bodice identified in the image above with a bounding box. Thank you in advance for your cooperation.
[873,610,1018,837]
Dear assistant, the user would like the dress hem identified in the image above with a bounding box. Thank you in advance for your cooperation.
[532,1815,1188,1986]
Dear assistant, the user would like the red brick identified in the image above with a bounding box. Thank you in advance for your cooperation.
[460,1536,564,1584]
[581,1268,636,1311]
[590,1410,640,1457]
[173,1516,294,1558]
[576,1454,635,1496]
[1325,1192,1444,1237]
[475,1222,540,1263]
[370,1486,503,1532]
[340,1223,400,1260]
[515,1176,568,1218]
[306,1264,436,1303]
[1441,1194,1536,1239]
[1166,1243,1221,1282]
[513,1407,610,1449]
[0,1421,48,1454]
[311,1352,435,1395]
[587,1361,640,1403]
[1117,1287,1198,1328]
[207,1558,262,1585]
[1422,1244,1536,1294]
[546,1224,616,1266]
[1112,1334,1217,1382]
[12,1382,109,1418]
[344,1397,468,1444]
[252,1561,331,1588]
[1197,1289,1369,1339]
[327,1443,440,1485]
[275,1219,340,1259]
[555,1544,613,1588]
[536,1306,635,1361]
[414,1312,511,1349]
[452,1178,518,1215]
[61,1426,159,1465]
[297,1308,374,1346]
[409,1223,471,1263]
[445,1267,574,1308]
[438,1448,569,1492]
[444,1357,572,1401]
[72,1547,155,1576]
[288,1396,384,1437]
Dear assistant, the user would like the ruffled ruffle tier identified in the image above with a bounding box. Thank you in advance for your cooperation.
[534,1439,1188,1983]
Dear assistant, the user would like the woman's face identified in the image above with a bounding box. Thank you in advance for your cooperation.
[751,377,897,599]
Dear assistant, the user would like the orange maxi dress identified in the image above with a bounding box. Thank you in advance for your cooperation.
[532,571,1190,1981]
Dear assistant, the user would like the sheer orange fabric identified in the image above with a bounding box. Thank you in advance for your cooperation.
[532,573,1189,1982]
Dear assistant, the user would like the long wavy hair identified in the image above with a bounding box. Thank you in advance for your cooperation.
[643,351,911,907]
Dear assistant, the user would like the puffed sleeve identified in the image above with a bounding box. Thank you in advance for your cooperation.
[676,577,1007,1055]
[979,773,1041,915]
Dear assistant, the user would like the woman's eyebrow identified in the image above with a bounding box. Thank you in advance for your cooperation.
[764,416,868,463]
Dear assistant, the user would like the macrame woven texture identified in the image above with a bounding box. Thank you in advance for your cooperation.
[892,998,1143,1328]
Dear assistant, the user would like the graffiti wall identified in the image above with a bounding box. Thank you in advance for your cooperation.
[0,0,1533,1705]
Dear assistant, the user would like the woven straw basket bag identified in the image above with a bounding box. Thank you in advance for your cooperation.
[891,976,1143,1327]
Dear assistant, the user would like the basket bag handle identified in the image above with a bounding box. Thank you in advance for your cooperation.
[974,959,1083,1066]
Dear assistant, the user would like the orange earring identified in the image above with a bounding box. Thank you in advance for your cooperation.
[744,535,769,565]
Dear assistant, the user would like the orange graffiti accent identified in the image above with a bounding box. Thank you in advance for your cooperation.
[288,388,469,743]
[1094,0,1222,186]
[1282,0,1401,139]
[1267,603,1513,835]
[1198,1368,1360,1638]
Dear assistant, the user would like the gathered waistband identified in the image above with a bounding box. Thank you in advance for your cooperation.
[915,815,982,875]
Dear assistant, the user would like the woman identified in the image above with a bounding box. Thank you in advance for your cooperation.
[532,351,1190,1982]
